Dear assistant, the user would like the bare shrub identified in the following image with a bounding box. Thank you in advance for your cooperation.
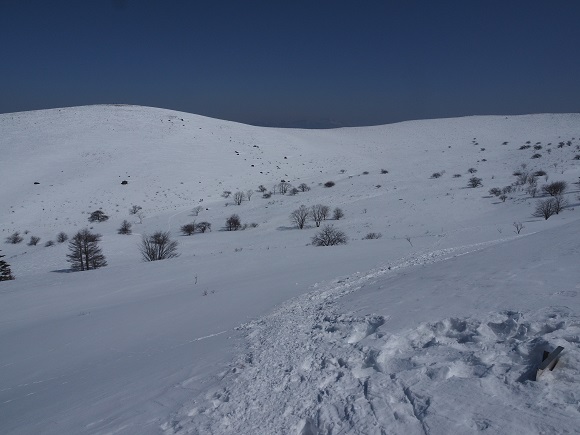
[140,231,179,261]
[56,232,68,243]
[290,205,310,229]
[129,205,142,216]
[289,187,299,195]
[542,181,567,197]
[380,169,389,174]
[333,208,344,220]
[553,195,568,214]
[453,174,462,178]
[258,185,267,193]
[246,190,254,201]
[28,236,41,246]
[499,195,508,202]
[262,192,272,199]
[221,191,232,198]
[191,206,204,216]
[467,168,477,173]
[5,232,22,244]
[225,214,242,231]
[298,183,311,192]
[363,232,382,240]
[197,222,212,233]
[489,187,501,196]
[180,222,196,236]
[44,240,55,247]
[311,225,348,246]
[431,172,442,179]
[513,222,524,234]
[531,153,542,159]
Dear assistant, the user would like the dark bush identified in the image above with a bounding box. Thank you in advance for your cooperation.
[311,225,348,246]
[225,214,242,231]
[118,220,132,235]
[324,181,335,188]
[5,232,22,244]
[88,210,109,223]
[180,223,196,236]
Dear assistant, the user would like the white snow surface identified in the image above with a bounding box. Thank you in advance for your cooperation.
[1,105,579,434]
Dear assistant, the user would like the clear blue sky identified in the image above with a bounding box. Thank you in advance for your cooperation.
[1,0,579,127]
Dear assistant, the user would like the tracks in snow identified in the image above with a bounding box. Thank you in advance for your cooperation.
[163,235,580,434]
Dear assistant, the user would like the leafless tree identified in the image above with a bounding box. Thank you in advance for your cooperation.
[553,195,568,214]
[499,194,508,202]
[513,222,524,234]
[129,205,144,223]
[405,236,413,246]
[533,198,557,220]
[311,225,348,246]
[277,181,291,194]
[311,204,329,227]
[489,188,501,196]
[290,205,310,229]
[542,181,567,197]
[298,183,311,192]
[191,206,203,216]
[333,207,344,220]
[140,231,179,261]
[129,205,142,215]
[67,229,107,271]
[233,191,245,205]
[246,190,254,201]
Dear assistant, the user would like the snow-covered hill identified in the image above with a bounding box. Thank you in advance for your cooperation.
[0,105,579,434]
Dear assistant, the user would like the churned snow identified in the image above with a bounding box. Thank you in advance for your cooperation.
[0,105,579,434]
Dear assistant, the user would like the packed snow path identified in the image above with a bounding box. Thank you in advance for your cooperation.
[165,235,580,434]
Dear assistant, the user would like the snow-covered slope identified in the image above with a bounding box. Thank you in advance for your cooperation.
[1,105,579,434]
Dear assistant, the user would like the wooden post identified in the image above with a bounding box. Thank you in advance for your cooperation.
[536,346,564,380]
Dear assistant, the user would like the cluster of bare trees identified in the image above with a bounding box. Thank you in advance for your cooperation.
[532,181,568,220]
[290,205,344,229]
[180,221,212,235]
